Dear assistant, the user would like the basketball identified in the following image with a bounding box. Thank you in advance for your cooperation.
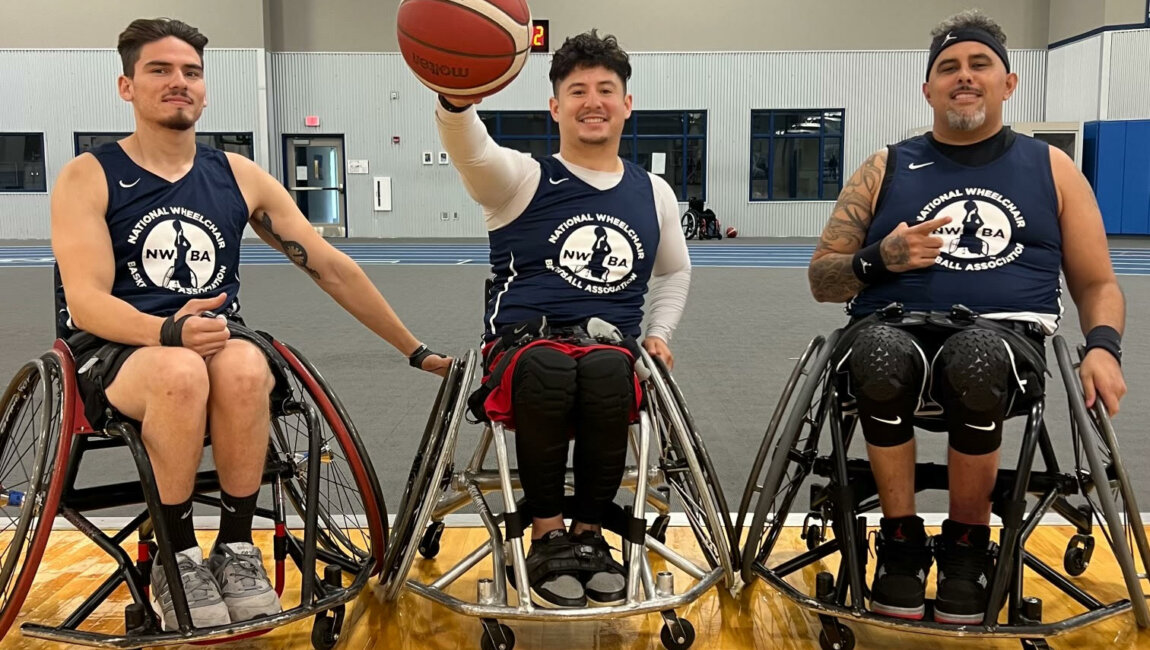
[726,226,738,238]
[397,0,532,98]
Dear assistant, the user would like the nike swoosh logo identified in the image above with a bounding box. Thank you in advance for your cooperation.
[548,177,569,185]
[222,503,236,513]
[967,422,997,431]
[180,508,192,520]
[119,178,141,188]
[908,162,934,170]
[871,415,902,425]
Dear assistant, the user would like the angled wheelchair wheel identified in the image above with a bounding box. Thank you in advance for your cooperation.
[0,352,69,639]
[740,332,838,585]
[647,355,739,582]
[681,210,699,240]
[269,341,389,580]
[1055,336,1150,627]
[378,350,477,601]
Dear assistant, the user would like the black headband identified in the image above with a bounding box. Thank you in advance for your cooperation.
[926,27,1010,81]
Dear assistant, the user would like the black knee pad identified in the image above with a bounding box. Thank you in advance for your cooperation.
[848,325,925,405]
[511,346,578,421]
[576,350,634,422]
[937,329,1010,455]
[937,329,1010,413]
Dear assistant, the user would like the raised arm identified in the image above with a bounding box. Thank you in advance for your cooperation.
[809,148,950,302]
[231,154,448,373]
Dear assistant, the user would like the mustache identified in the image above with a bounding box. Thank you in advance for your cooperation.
[950,85,982,98]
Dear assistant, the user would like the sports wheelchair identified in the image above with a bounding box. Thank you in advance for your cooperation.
[0,322,386,648]
[377,347,740,650]
[737,308,1150,649]
[681,200,721,241]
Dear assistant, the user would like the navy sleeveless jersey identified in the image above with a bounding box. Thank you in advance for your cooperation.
[55,142,249,337]
[848,133,1061,318]
[483,157,661,341]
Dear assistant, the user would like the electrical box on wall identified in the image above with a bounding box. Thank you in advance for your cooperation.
[438,152,450,165]
[374,176,392,212]
[422,152,433,165]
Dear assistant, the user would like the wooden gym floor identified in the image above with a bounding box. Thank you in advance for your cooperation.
[3,526,1149,649]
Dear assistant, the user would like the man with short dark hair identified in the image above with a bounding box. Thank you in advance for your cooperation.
[807,9,1126,624]
[52,17,449,630]
[436,30,692,609]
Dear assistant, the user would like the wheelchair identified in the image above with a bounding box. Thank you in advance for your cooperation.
[736,308,1150,650]
[681,207,721,241]
[0,322,387,648]
[377,347,740,650]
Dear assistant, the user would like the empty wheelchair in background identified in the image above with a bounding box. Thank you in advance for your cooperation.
[377,348,740,650]
[0,322,387,648]
[736,312,1150,650]
[681,199,722,241]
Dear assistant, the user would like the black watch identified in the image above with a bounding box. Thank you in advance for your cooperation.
[438,94,471,113]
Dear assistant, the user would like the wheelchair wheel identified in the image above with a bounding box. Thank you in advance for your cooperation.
[681,210,699,240]
[269,341,388,580]
[378,350,477,601]
[1055,336,1150,627]
[0,352,68,639]
[647,355,739,582]
[740,332,838,585]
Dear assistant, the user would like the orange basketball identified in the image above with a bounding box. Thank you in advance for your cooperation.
[725,226,738,238]
[397,0,532,98]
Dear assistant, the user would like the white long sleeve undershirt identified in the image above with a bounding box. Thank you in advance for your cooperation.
[436,102,691,342]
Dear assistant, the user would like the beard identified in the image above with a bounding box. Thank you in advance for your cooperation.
[158,113,196,131]
[577,133,611,146]
[946,106,987,131]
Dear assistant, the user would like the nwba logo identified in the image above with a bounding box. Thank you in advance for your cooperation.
[141,219,218,289]
[545,217,645,294]
[920,189,1027,271]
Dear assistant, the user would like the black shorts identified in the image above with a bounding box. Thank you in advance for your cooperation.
[68,331,141,430]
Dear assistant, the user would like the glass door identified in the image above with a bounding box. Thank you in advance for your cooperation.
[283,135,347,237]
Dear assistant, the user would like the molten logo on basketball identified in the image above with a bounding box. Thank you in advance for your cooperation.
[409,52,470,79]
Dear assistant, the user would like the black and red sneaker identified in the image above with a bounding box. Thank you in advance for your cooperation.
[933,520,997,624]
[870,515,933,620]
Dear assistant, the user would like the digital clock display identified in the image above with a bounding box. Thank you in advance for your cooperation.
[530,19,549,53]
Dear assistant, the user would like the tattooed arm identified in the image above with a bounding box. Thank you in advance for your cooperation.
[808,149,888,302]
[226,154,449,373]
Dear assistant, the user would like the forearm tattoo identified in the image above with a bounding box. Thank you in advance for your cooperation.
[881,236,910,266]
[809,150,886,301]
[256,212,321,279]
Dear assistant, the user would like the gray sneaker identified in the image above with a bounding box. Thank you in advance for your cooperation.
[207,542,282,622]
[150,547,232,631]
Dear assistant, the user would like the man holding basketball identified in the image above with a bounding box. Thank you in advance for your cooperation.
[52,17,449,630]
[433,31,691,609]
[807,9,1125,624]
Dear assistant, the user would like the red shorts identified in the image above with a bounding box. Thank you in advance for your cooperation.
[481,339,642,429]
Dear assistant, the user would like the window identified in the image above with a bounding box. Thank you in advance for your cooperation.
[478,110,708,201]
[750,110,843,201]
[75,132,255,160]
[478,111,559,157]
[0,133,47,192]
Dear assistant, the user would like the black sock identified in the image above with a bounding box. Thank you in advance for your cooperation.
[941,518,991,548]
[215,489,259,547]
[879,515,927,544]
[158,497,199,555]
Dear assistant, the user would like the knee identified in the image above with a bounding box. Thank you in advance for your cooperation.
[847,325,924,403]
[156,349,210,405]
[512,347,578,418]
[576,350,634,416]
[208,341,275,401]
[937,329,1010,412]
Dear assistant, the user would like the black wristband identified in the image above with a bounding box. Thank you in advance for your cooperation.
[159,314,192,347]
[438,94,471,113]
[851,241,896,284]
[409,344,445,369]
[1085,325,1122,365]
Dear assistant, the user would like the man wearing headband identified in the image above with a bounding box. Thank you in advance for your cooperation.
[807,10,1126,624]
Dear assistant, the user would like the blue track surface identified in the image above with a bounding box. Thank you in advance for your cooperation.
[3,243,1149,274]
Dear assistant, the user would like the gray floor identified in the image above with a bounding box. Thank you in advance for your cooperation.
[3,255,1149,518]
